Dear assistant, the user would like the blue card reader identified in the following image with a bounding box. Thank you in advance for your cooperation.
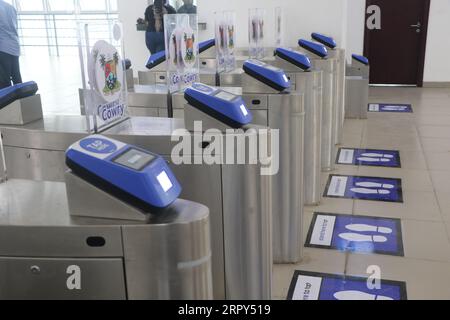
[0,81,38,110]
[274,47,312,71]
[298,39,329,59]
[199,39,215,53]
[184,83,252,128]
[66,135,182,211]
[243,59,291,92]
[311,33,337,49]
[145,50,166,69]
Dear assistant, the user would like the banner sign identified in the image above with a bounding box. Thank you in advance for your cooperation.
[79,21,129,133]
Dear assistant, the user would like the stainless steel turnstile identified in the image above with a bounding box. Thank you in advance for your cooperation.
[0,116,272,300]
[270,57,323,206]
[345,57,370,119]
[296,50,338,172]
[174,77,305,264]
[218,60,323,206]
[0,178,212,300]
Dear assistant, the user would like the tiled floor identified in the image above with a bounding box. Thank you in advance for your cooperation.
[274,86,450,300]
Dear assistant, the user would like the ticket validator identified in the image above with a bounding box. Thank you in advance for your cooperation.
[0,81,43,125]
[0,135,212,299]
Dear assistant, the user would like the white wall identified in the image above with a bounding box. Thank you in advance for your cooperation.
[423,0,450,83]
[345,0,365,63]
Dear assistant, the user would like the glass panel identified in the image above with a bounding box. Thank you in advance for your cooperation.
[108,0,118,12]
[17,0,44,12]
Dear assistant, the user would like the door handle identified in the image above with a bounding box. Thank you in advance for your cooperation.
[410,22,421,28]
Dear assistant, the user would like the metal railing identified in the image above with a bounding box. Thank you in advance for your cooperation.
[17,12,119,56]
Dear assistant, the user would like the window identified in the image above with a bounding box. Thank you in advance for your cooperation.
[17,0,44,12]
[47,0,75,12]
[10,0,119,56]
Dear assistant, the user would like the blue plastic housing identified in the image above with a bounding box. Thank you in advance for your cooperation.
[66,135,182,210]
[184,83,252,128]
[0,81,38,109]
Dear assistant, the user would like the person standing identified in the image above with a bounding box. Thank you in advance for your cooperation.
[144,0,176,54]
[0,0,22,89]
[177,0,197,14]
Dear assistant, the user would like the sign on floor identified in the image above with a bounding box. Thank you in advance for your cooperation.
[287,270,407,300]
[368,103,413,113]
[337,148,401,168]
[324,175,403,203]
[305,213,404,256]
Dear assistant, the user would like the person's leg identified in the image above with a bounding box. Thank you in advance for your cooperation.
[145,31,153,53]
[10,55,22,85]
[155,32,165,52]
[0,52,12,89]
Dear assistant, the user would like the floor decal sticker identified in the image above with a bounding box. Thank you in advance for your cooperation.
[324,175,403,203]
[305,212,404,256]
[287,270,407,300]
[368,103,413,113]
[337,148,401,168]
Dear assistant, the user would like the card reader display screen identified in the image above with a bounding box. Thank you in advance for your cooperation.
[113,148,155,171]
[215,91,236,101]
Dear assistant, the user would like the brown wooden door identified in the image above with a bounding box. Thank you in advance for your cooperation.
[364,0,430,86]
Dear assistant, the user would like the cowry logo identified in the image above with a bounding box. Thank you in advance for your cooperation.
[98,101,125,122]
[91,40,123,103]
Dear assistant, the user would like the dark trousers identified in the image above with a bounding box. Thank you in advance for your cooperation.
[0,51,22,89]
[145,31,165,54]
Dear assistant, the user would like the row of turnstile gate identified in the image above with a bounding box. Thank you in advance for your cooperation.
[0,33,370,300]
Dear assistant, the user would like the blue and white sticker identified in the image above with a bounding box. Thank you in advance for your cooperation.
[79,137,118,154]
[337,148,401,168]
[287,271,407,300]
[368,103,413,113]
[324,175,403,203]
[305,213,404,256]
